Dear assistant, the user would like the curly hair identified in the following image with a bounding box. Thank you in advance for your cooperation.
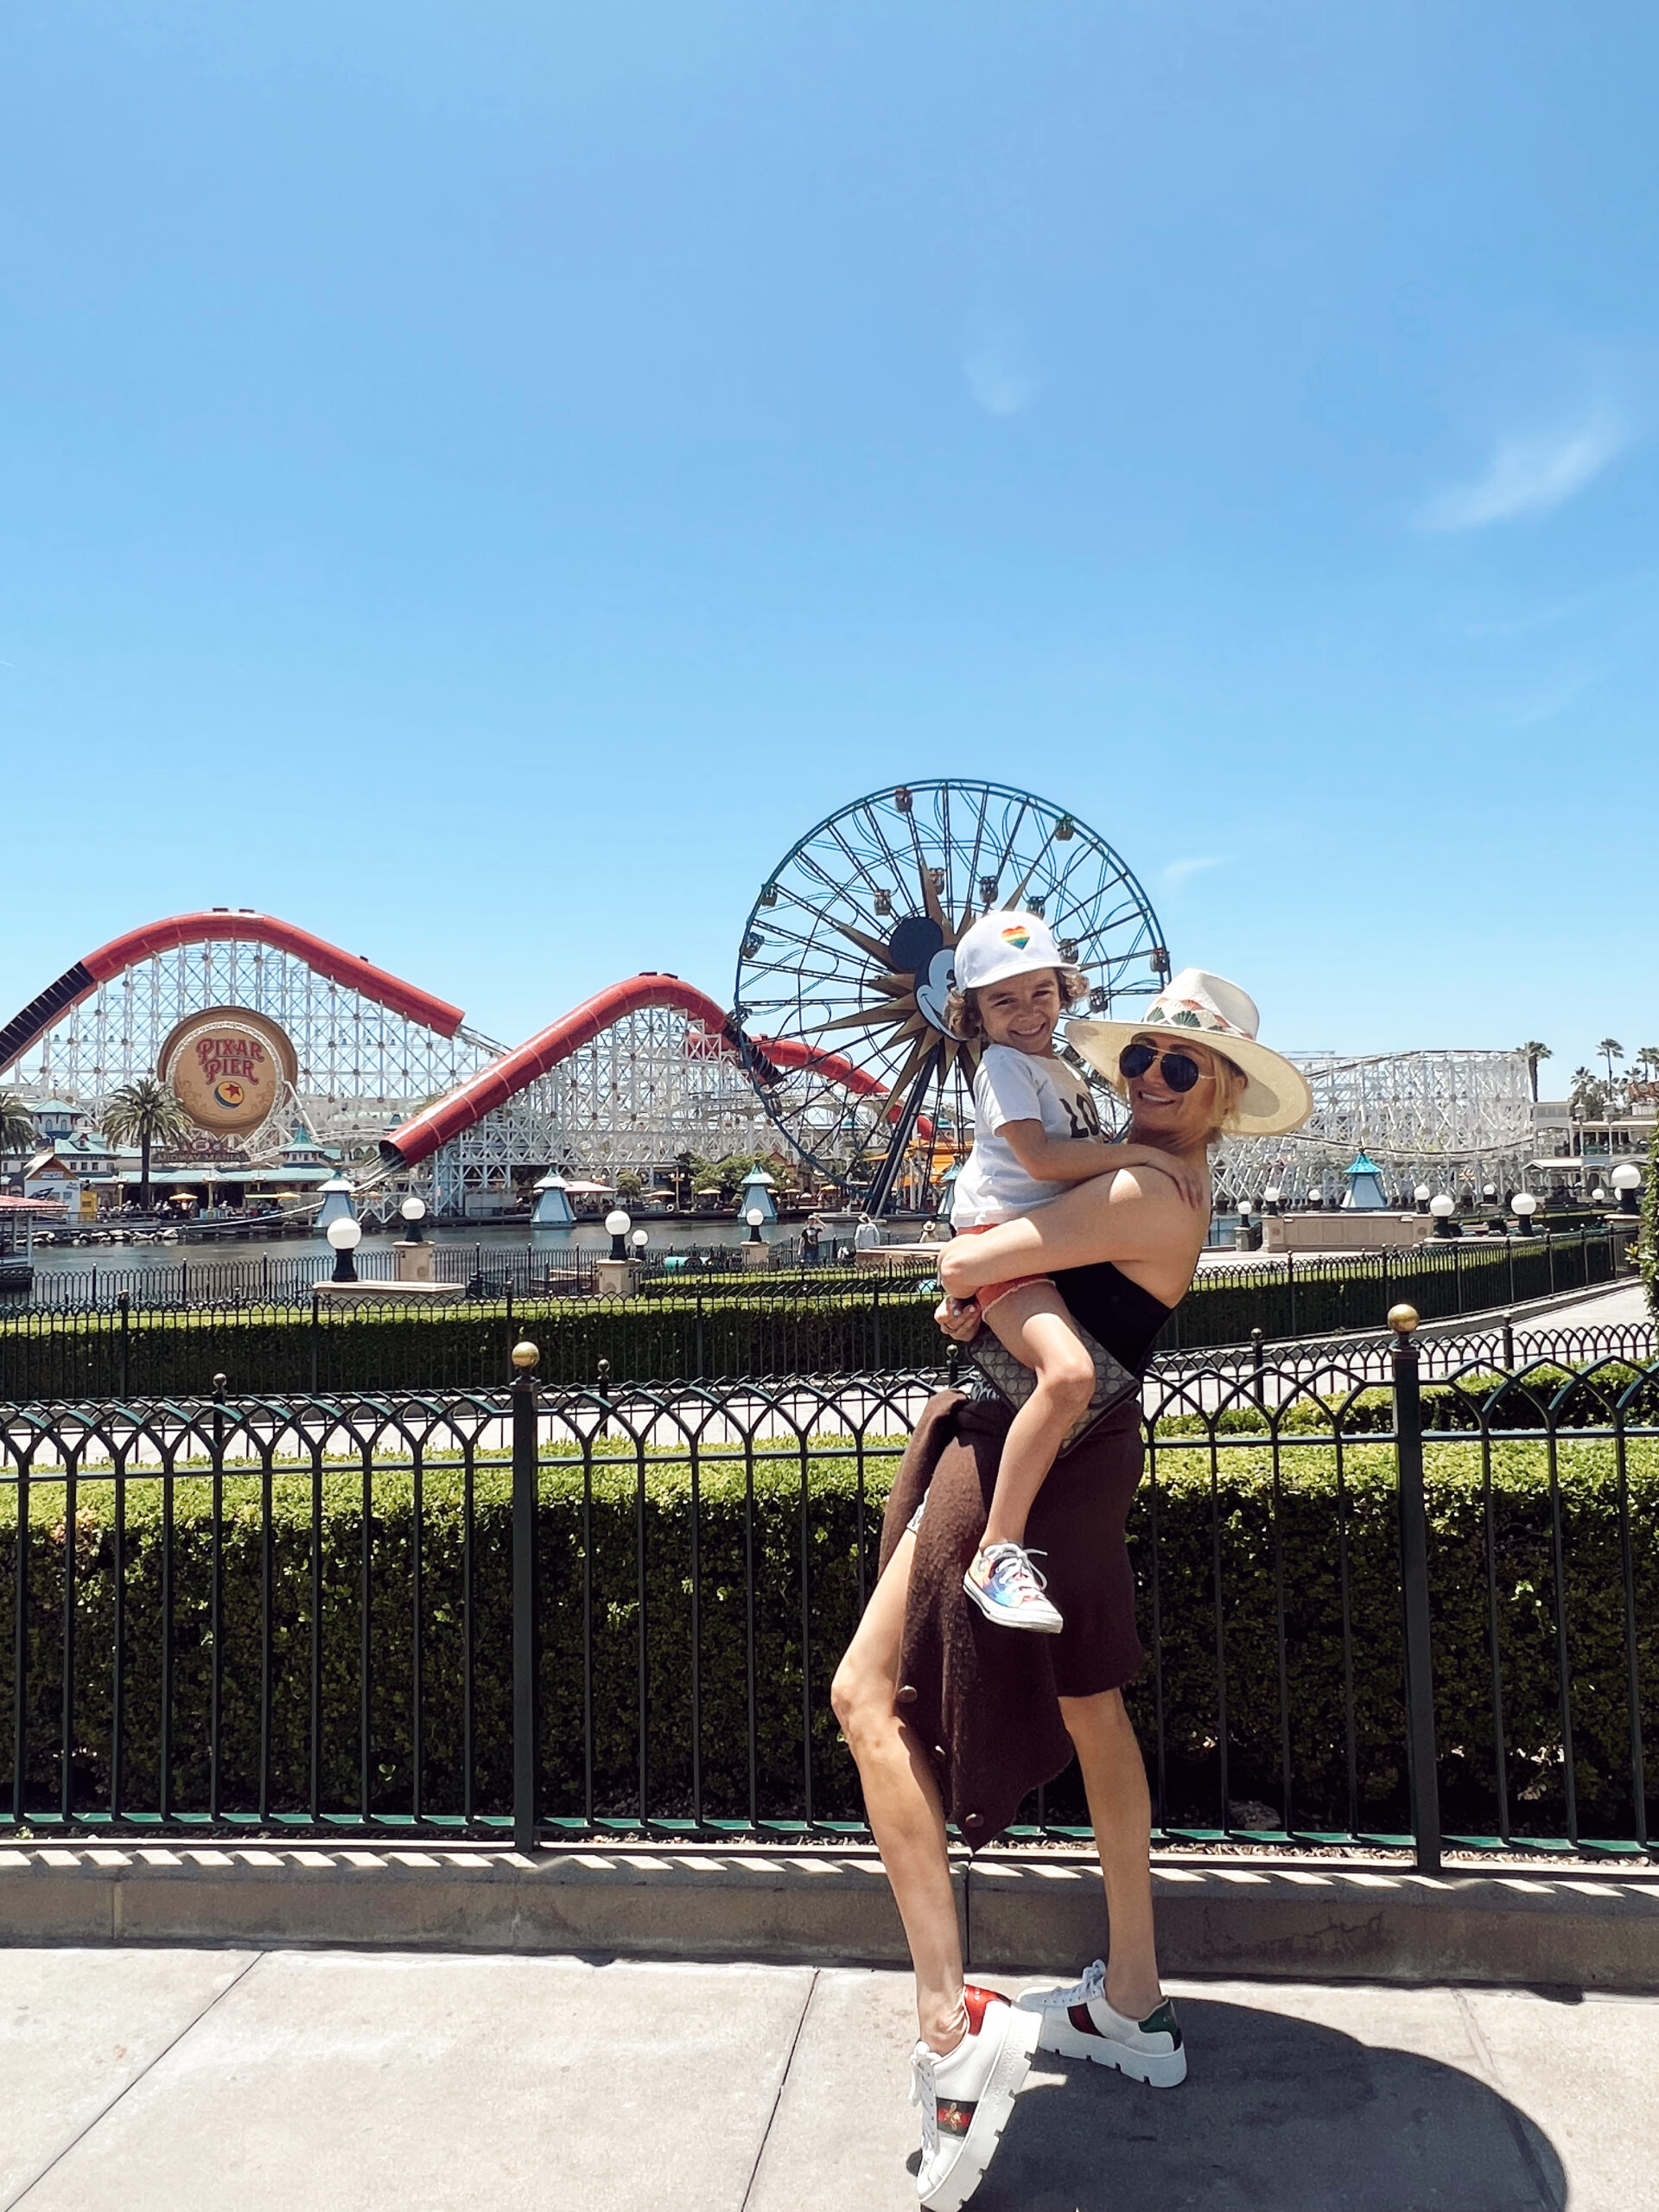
[944,965,1090,1042]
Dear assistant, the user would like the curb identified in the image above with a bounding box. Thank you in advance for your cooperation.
[3,1843,1657,1989]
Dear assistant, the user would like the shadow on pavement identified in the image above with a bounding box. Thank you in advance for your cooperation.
[973,1999,1567,2212]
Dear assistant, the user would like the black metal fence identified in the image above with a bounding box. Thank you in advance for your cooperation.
[3,1321,1654,1864]
[2,1236,839,1313]
[0,1231,1626,1404]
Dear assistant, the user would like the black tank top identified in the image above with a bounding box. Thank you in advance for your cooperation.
[1051,1260,1172,1373]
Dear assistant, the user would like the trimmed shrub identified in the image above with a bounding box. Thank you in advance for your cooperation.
[3,1433,1654,1840]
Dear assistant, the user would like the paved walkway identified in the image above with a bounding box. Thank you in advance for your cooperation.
[3,1947,1655,2211]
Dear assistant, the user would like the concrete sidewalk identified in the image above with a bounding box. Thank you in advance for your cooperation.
[3,1946,1655,2212]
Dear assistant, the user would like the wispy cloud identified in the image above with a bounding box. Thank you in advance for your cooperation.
[963,321,1040,418]
[1418,409,1626,531]
[1162,855,1221,888]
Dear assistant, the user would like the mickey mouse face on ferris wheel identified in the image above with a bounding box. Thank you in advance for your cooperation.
[884,917,956,1036]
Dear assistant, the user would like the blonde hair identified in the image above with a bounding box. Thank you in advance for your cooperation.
[944,965,1090,1042]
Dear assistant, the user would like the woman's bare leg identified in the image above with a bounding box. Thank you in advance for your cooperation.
[977,1285,1095,1550]
[831,1529,964,2051]
[1057,1688,1163,2019]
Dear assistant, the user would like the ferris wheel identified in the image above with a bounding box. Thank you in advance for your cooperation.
[733,780,1170,1211]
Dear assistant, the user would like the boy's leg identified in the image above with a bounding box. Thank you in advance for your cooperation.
[978,1284,1096,1550]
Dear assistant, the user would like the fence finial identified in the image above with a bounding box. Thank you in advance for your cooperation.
[1388,1303,1420,1337]
[511,1340,540,1372]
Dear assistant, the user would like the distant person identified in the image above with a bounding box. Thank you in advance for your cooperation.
[801,1218,822,1268]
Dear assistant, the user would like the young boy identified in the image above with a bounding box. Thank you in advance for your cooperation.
[945,910,1204,1631]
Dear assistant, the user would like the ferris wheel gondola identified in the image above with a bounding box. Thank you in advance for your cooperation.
[733,780,1170,1211]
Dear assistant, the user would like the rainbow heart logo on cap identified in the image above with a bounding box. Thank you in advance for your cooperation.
[1000,925,1031,950]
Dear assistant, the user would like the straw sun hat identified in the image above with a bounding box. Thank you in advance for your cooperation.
[1066,967,1313,1138]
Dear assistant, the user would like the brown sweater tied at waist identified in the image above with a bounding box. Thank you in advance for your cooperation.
[877,1388,1147,1847]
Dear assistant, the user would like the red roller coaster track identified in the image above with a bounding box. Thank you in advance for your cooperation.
[1,918,923,1172]
[378,975,907,1169]
[0,909,465,1078]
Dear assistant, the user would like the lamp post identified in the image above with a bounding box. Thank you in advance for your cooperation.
[1429,1193,1457,1239]
[393,1193,434,1285]
[596,1209,639,1299]
[1592,1185,1610,1206]
[1234,1198,1256,1251]
[1262,1185,1282,1217]
[1611,1163,1643,1216]
[631,1227,650,1264]
[1510,1192,1538,1236]
[327,1214,362,1282]
[1414,1185,1432,1215]
[741,1203,770,1270]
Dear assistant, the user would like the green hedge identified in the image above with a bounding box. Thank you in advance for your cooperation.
[0,1288,946,1403]
[3,1433,1654,1839]
[0,1232,1619,1402]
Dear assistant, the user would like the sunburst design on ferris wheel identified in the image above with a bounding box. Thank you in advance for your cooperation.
[733,780,1171,1208]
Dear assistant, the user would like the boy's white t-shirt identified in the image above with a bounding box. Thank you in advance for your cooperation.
[951,1042,1108,1227]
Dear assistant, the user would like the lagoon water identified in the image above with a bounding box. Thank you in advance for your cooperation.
[19,1217,791,1291]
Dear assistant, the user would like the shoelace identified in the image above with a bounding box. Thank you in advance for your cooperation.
[1056,1958,1108,2008]
[983,1543,1050,1600]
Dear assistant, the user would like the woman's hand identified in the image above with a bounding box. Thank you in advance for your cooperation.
[934,1294,982,1344]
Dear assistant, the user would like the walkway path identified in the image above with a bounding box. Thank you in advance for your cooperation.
[3,1946,1651,2210]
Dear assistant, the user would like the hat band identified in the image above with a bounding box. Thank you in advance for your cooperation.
[1142,1004,1255,1045]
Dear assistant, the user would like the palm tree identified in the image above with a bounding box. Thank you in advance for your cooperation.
[1570,1066,1607,1122]
[1517,1042,1552,1103]
[100,1077,194,1211]
[0,1092,36,1184]
[1599,1037,1624,1088]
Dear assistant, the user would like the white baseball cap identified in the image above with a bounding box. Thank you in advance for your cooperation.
[953,910,1066,993]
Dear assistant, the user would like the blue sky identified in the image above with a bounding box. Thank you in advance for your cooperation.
[3,2,1655,1090]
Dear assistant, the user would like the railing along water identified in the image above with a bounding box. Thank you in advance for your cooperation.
[3,1315,1654,1864]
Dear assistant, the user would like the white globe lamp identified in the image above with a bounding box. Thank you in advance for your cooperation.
[326,1213,362,1281]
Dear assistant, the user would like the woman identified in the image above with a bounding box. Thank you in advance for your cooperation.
[830,969,1313,2212]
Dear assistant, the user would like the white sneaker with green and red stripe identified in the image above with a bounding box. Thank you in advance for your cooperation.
[909,1984,1039,2210]
[1014,1959,1185,2085]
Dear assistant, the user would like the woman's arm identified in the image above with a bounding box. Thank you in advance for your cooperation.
[938,1163,1208,1311]
[1000,1121,1207,1208]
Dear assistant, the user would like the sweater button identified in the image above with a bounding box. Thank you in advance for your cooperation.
[895,1684,917,1705]
[964,1813,983,1828]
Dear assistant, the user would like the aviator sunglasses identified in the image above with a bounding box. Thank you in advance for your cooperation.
[1119,1040,1212,1092]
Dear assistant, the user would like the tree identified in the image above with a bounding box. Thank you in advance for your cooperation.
[1599,1037,1624,1088]
[613,1169,645,1202]
[100,1078,194,1210]
[1517,1041,1552,1103]
[1569,1067,1609,1122]
[0,1092,35,1167]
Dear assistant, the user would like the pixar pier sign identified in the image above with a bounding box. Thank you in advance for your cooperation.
[157,1007,300,1137]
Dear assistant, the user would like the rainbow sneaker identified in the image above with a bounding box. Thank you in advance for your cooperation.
[962,1543,1063,1634]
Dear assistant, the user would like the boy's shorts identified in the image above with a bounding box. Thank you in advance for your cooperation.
[951,1222,1053,1317]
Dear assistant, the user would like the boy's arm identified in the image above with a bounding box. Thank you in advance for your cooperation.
[1000,1120,1208,1209]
